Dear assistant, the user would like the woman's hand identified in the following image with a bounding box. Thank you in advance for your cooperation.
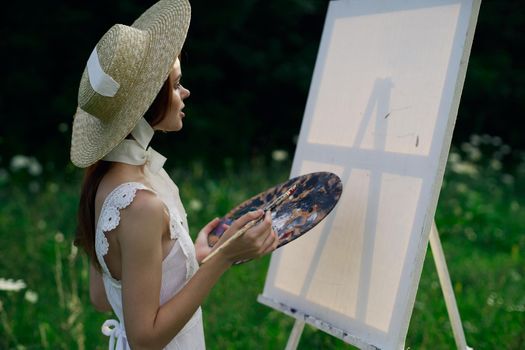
[194,217,228,263]
[212,210,278,264]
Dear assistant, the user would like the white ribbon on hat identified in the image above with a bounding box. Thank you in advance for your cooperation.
[87,47,120,97]
[103,118,167,172]
[101,319,130,350]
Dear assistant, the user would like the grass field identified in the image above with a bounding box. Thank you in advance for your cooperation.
[0,136,524,349]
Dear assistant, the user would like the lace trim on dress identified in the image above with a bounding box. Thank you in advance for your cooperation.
[95,182,150,276]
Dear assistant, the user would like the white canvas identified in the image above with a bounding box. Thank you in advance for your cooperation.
[258,0,480,349]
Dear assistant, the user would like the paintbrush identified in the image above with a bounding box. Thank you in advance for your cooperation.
[201,184,297,264]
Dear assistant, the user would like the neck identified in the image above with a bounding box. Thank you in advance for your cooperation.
[107,161,147,180]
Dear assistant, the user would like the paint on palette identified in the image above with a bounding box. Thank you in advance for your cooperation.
[207,172,343,251]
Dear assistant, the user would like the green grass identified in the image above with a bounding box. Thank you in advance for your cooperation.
[0,140,524,349]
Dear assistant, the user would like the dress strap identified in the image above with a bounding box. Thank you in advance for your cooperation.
[95,182,155,279]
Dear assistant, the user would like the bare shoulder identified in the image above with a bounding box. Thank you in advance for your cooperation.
[117,189,166,239]
[124,189,164,215]
[96,166,143,199]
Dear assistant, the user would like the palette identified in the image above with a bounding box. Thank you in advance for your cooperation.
[207,172,343,254]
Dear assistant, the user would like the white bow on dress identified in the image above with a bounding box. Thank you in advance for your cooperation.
[101,319,130,350]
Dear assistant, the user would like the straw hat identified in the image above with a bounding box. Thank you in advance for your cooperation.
[70,0,191,168]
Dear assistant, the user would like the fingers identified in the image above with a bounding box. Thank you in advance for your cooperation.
[220,210,279,262]
[245,211,272,239]
[245,211,275,253]
[271,229,279,250]
[201,217,221,234]
[260,227,278,255]
[230,210,264,232]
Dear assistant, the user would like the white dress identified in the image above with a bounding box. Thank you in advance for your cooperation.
[94,118,205,349]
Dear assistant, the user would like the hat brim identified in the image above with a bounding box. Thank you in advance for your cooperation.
[70,0,190,168]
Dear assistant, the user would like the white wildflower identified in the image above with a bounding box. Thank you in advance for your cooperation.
[460,142,472,153]
[10,155,30,171]
[467,147,482,161]
[189,199,203,211]
[481,134,492,144]
[491,136,502,146]
[500,144,511,155]
[27,159,42,176]
[11,155,42,175]
[55,232,65,243]
[469,134,481,146]
[24,290,38,304]
[271,149,288,162]
[486,292,503,306]
[507,304,525,312]
[0,278,26,292]
[490,159,502,171]
[69,243,78,260]
[450,162,478,176]
[456,183,468,193]
[486,292,497,306]
[448,152,461,164]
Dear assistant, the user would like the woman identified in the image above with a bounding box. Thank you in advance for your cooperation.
[71,1,277,348]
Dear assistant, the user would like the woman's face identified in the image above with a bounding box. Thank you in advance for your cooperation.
[153,58,190,132]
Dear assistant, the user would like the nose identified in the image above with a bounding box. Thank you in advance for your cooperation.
[182,86,190,99]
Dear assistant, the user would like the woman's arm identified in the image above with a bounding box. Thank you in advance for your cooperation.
[89,262,112,312]
[116,191,276,349]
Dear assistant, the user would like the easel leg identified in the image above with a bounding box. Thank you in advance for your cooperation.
[429,222,472,350]
[285,320,305,350]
